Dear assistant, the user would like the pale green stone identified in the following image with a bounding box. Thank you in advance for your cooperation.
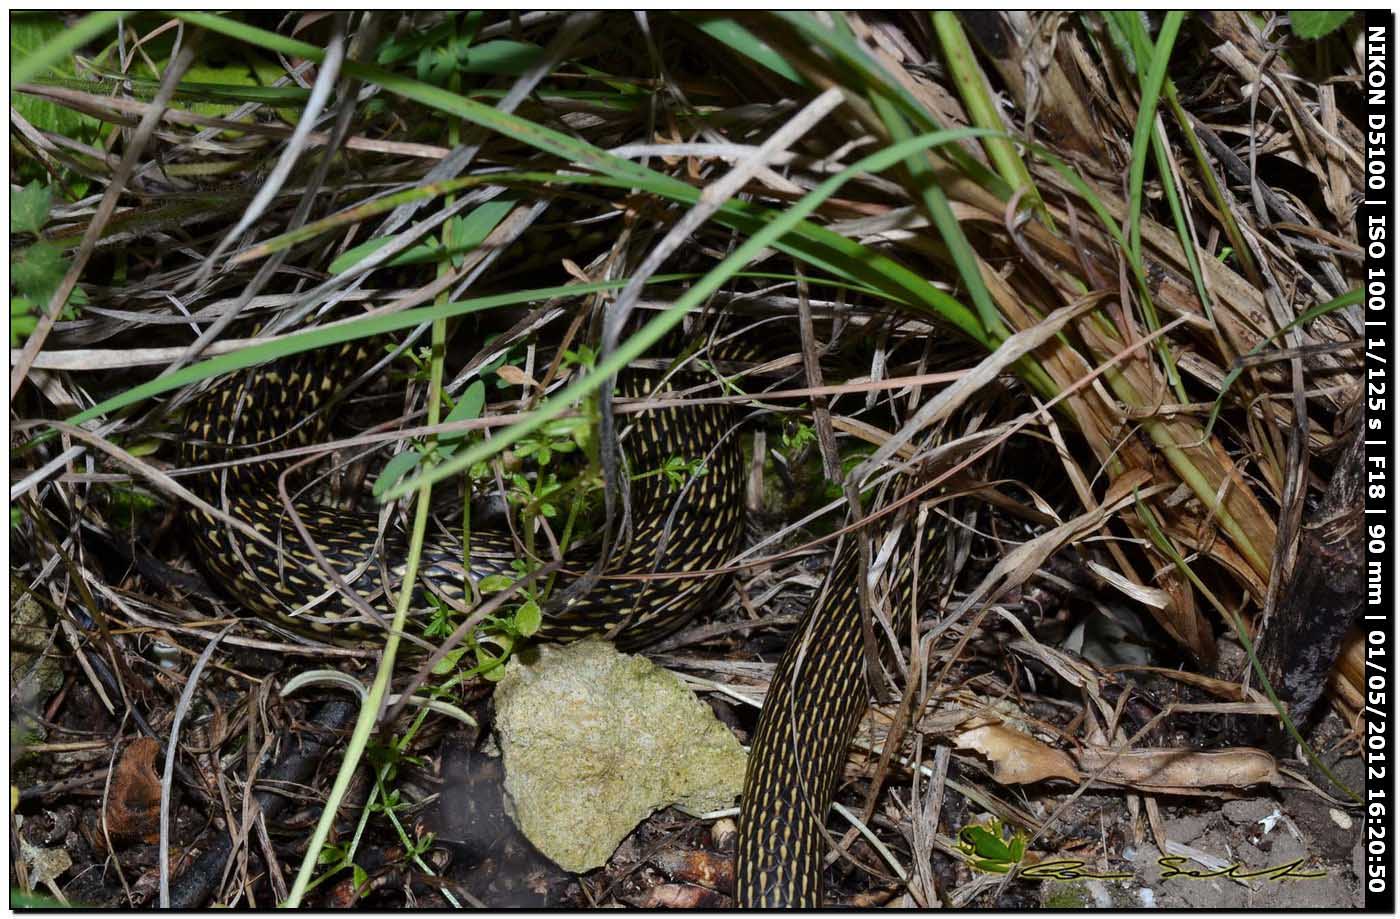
[494,640,747,873]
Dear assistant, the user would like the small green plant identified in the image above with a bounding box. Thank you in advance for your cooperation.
[105,486,159,532]
[822,448,874,501]
[383,342,601,664]
[374,11,544,86]
[332,199,514,276]
[658,455,708,488]
[453,560,543,681]
[956,817,1028,874]
[514,416,588,466]
[1288,10,1353,40]
[418,567,544,683]
[372,378,487,497]
[420,594,457,640]
[11,181,86,347]
[508,471,563,520]
[11,14,103,192]
[312,738,440,901]
[781,419,818,454]
[561,343,597,370]
[314,840,369,898]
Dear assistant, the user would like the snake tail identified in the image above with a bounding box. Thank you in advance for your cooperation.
[737,507,945,906]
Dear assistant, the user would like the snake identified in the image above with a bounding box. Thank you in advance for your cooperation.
[180,339,746,648]
[180,330,941,907]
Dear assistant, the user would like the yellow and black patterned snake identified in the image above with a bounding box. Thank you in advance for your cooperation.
[181,334,938,907]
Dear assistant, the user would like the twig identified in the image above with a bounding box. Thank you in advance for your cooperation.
[160,623,236,907]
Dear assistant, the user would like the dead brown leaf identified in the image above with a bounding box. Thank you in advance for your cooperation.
[952,724,1079,785]
[105,736,162,844]
[1074,746,1284,793]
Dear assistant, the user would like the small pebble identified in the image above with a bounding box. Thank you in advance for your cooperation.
[150,640,182,670]
[1329,808,1353,830]
[711,817,737,852]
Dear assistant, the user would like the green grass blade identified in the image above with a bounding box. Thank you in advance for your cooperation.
[1163,83,1259,283]
[11,11,125,85]
[383,125,1008,500]
[165,12,986,347]
[1121,11,1184,268]
[62,278,664,428]
[931,12,1044,223]
[233,163,989,346]
[167,12,661,186]
[1115,11,1187,399]
[1203,287,1363,439]
[869,94,1010,344]
[691,17,809,86]
[1109,15,1217,325]
[765,11,1010,198]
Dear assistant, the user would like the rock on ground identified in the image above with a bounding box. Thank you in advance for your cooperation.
[493,640,747,873]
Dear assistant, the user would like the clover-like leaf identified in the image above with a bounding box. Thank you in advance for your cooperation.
[515,598,542,637]
[11,241,67,304]
[11,181,52,235]
[478,573,513,593]
[372,449,423,498]
[1289,10,1353,40]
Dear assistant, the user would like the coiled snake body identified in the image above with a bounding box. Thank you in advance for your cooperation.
[183,336,937,906]
[182,341,746,648]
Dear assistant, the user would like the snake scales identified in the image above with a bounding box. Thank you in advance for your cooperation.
[182,332,943,906]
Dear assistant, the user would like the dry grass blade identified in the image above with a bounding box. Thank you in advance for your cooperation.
[159,623,236,908]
